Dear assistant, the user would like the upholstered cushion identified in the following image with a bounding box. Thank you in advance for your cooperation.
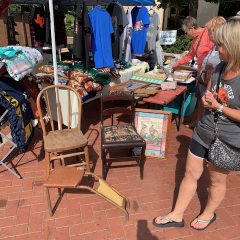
[103,125,142,143]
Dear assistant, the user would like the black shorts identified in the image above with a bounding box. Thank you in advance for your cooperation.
[189,139,208,159]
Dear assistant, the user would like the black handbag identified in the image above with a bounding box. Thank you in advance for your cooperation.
[208,64,240,171]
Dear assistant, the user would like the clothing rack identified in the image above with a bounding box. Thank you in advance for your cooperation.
[10,0,155,6]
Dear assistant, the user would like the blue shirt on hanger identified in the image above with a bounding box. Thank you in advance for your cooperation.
[89,7,114,68]
[131,6,150,54]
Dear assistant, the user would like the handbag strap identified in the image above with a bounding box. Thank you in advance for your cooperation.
[213,62,226,137]
[190,30,205,66]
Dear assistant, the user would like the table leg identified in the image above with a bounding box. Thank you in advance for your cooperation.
[177,91,186,131]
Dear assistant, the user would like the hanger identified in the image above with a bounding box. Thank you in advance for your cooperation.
[149,6,155,15]
[96,0,103,8]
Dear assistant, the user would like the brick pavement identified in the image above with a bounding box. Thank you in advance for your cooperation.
[0,99,240,240]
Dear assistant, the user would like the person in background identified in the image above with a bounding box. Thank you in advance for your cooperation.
[153,17,240,231]
[173,16,213,72]
[196,16,226,120]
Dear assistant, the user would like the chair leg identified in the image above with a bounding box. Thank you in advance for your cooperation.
[45,152,51,177]
[84,145,90,172]
[102,148,107,180]
[45,187,53,216]
[140,146,146,180]
[58,188,61,196]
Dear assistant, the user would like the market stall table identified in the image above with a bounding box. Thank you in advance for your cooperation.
[116,62,149,83]
[141,85,187,131]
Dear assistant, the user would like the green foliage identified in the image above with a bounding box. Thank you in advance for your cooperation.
[157,0,223,8]
[9,4,21,13]
[65,14,74,36]
[162,34,192,54]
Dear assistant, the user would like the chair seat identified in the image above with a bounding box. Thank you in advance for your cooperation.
[44,129,88,152]
[102,125,143,145]
[44,166,84,188]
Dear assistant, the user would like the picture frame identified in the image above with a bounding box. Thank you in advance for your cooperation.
[109,80,149,93]
[135,108,172,159]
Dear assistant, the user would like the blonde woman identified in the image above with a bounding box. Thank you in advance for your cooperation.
[153,17,240,230]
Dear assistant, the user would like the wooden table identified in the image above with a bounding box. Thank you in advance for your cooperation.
[141,86,187,131]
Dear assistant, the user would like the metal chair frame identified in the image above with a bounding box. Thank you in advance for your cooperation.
[0,109,21,178]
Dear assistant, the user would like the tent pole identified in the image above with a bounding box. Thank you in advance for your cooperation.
[48,0,59,85]
[48,0,61,130]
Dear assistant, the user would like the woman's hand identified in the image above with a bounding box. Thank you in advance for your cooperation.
[202,90,220,110]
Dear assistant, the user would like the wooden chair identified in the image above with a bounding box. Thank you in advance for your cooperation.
[44,166,130,218]
[37,85,130,218]
[100,92,146,180]
[36,85,90,176]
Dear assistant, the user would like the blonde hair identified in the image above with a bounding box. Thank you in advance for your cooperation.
[205,16,226,33]
[215,17,240,70]
[182,16,197,32]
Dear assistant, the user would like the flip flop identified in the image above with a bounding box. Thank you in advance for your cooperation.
[152,216,185,228]
[190,213,217,231]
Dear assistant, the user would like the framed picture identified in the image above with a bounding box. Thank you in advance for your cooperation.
[135,108,172,159]
[109,80,149,93]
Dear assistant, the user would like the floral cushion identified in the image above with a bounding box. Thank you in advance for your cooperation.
[103,125,142,143]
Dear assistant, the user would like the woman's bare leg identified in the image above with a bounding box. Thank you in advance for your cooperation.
[154,150,205,223]
[190,164,229,229]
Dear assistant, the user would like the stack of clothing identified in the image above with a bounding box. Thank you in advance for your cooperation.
[36,62,112,100]
[0,46,43,81]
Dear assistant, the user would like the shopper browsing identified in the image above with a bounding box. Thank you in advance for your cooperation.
[153,17,240,231]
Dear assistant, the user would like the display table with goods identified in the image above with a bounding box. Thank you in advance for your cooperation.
[161,54,198,118]
[108,75,187,131]
[142,85,187,131]
[35,61,112,100]
[116,60,150,83]
[108,56,198,131]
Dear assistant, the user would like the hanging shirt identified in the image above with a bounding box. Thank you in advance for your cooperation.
[107,2,128,60]
[131,6,150,55]
[54,10,67,47]
[124,10,133,63]
[73,0,91,66]
[45,6,51,44]
[31,6,46,43]
[89,7,114,68]
[147,12,159,51]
